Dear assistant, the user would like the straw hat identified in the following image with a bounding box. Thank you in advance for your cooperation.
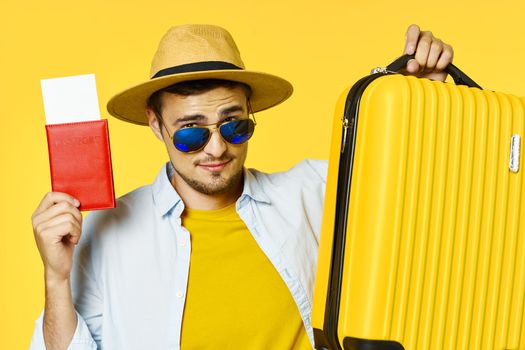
[106,24,294,125]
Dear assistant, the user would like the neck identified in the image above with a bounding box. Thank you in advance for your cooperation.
[170,172,243,210]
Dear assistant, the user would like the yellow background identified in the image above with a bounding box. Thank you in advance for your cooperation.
[2,0,525,348]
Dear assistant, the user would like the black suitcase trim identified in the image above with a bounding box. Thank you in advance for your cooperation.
[342,337,404,350]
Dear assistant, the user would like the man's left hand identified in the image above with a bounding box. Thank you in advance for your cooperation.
[403,24,454,82]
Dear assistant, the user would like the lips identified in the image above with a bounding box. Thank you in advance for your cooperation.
[197,160,231,172]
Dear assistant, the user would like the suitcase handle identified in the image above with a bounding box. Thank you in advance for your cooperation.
[385,54,482,89]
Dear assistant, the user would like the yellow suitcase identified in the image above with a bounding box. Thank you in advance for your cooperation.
[312,55,525,350]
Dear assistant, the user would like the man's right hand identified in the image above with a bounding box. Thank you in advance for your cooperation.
[32,192,83,349]
[32,192,83,283]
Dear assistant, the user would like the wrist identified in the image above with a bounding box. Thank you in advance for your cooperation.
[44,270,70,288]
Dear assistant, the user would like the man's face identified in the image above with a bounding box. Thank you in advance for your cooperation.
[147,86,249,197]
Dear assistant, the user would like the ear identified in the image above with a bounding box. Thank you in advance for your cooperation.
[146,108,164,142]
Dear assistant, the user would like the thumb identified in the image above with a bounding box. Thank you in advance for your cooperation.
[406,59,420,74]
[66,233,80,245]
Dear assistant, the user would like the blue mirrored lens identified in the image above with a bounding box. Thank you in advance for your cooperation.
[173,128,210,152]
[220,119,255,144]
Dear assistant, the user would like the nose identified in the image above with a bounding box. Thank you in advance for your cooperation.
[202,128,227,158]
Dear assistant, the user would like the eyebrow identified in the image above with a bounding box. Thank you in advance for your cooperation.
[173,105,245,125]
[219,105,245,116]
[174,114,206,124]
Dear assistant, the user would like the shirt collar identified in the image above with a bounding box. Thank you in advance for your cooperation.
[240,167,271,205]
[151,162,184,217]
[151,162,271,217]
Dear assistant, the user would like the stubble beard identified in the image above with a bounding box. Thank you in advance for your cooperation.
[174,164,244,196]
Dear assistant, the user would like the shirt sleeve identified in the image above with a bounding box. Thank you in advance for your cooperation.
[28,310,97,350]
[302,159,328,185]
[70,221,103,347]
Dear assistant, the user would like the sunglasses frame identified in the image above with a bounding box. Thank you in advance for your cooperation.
[159,100,257,153]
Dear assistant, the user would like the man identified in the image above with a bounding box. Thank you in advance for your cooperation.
[30,24,453,349]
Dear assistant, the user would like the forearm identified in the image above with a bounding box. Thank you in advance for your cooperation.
[43,275,77,350]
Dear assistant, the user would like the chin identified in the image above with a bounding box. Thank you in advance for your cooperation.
[176,165,244,196]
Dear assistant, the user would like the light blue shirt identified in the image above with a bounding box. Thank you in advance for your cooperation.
[30,160,327,350]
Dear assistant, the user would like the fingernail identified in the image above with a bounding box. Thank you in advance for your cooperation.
[73,198,80,207]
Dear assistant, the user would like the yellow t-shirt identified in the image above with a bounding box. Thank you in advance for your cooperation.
[180,203,311,349]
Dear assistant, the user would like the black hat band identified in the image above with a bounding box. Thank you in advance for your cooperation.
[152,61,242,79]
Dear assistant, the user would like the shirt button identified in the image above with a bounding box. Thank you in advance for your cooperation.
[179,239,187,247]
[176,291,184,298]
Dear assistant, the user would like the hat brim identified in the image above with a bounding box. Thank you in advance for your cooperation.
[106,70,293,125]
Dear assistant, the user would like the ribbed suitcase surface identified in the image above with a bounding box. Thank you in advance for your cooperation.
[313,74,525,350]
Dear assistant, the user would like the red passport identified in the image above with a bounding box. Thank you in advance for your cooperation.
[45,120,116,211]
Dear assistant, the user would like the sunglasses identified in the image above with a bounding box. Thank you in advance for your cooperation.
[162,117,256,153]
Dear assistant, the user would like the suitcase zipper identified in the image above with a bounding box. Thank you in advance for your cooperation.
[370,67,399,75]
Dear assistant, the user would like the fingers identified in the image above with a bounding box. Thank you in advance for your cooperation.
[425,39,444,72]
[33,200,82,228]
[404,24,420,55]
[36,213,82,245]
[414,31,433,71]
[435,43,454,71]
[34,192,80,217]
[403,24,454,81]
[32,193,83,282]
[32,193,83,247]
[32,203,82,241]
[37,212,82,236]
